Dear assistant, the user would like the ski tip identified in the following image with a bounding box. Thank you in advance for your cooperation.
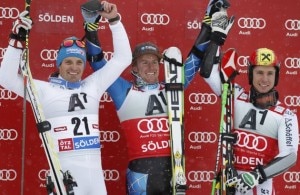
[163,47,182,64]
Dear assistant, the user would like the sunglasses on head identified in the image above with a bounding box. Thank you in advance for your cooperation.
[61,39,86,49]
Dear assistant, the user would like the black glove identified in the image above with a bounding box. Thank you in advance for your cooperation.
[81,0,103,32]
[210,9,234,45]
[9,10,32,49]
[226,166,267,194]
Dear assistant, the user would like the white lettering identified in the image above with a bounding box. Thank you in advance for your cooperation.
[239,31,251,35]
[38,13,74,23]
[286,32,298,37]
[235,156,264,166]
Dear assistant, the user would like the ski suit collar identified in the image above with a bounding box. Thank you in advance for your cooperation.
[49,76,81,89]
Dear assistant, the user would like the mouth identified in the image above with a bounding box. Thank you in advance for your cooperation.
[68,71,79,75]
[147,72,155,75]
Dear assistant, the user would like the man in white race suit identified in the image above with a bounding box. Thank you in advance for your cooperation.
[0,1,131,194]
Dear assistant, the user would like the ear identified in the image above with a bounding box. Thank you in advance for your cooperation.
[132,65,138,73]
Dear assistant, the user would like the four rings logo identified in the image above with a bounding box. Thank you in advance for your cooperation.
[238,56,249,67]
[0,129,18,140]
[100,131,120,142]
[188,170,214,182]
[103,51,113,61]
[284,96,300,107]
[285,57,300,69]
[0,88,19,100]
[188,132,217,143]
[38,169,50,181]
[236,131,267,152]
[283,171,300,183]
[238,17,266,29]
[141,13,170,25]
[285,19,300,31]
[40,49,58,61]
[137,118,169,133]
[0,169,17,181]
[0,7,19,19]
[189,93,217,105]
[100,92,113,103]
[103,169,119,181]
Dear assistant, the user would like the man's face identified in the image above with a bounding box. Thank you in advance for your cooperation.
[132,54,160,84]
[252,66,276,93]
[58,57,85,82]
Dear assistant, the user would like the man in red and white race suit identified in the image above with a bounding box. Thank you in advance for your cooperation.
[204,47,299,195]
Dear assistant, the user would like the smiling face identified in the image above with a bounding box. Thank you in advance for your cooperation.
[252,65,276,93]
[132,54,160,84]
[58,57,85,82]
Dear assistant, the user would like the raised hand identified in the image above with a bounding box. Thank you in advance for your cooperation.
[9,10,32,48]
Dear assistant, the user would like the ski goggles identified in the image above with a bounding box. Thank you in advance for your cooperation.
[60,39,86,49]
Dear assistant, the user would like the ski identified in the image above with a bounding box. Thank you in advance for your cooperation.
[163,47,187,195]
[20,1,77,194]
[211,48,238,195]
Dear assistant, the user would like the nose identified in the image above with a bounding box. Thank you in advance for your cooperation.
[261,73,270,82]
[149,62,157,69]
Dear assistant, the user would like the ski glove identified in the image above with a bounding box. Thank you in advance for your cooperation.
[81,5,101,32]
[203,0,230,25]
[210,9,234,45]
[226,167,267,194]
[9,10,32,49]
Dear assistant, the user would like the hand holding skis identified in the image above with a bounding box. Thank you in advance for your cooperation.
[226,167,267,194]
[210,9,235,46]
[203,0,230,25]
[9,10,32,49]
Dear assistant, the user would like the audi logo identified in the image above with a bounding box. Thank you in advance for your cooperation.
[188,170,214,182]
[38,169,50,181]
[283,171,300,183]
[0,169,17,181]
[238,56,249,67]
[141,13,170,25]
[0,47,7,59]
[100,131,120,142]
[103,169,119,181]
[284,96,300,107]
[100,92,113,103]
[137,118,169,133]
[0,87,19,100]
[285,19,300,31]
[235,131,267,152]
[188,132,217,143]
[103,51,113,61]
[238,17,266,29]
[0,129,18,140]
[0,7,19,19]
[285,57,300,69]
[40,49,58,61]
[189,93,217,104]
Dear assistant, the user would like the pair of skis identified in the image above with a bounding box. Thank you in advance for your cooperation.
[163,48,238,195]
[20,1,76,194]
[164,47,187,194]
[211,49,238,195]
[163,1,233,194]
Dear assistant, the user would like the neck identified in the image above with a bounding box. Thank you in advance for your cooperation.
[138,83,160,91]
[250,86,278,109]
[49,76,81,89]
